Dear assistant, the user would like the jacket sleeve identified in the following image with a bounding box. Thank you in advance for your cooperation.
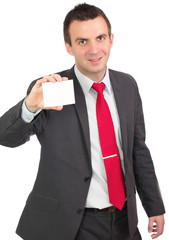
[133,84,165,217]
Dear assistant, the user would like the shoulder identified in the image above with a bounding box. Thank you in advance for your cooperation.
[108,69,141,104]
[109,69,138,89]
[108,68,140,97]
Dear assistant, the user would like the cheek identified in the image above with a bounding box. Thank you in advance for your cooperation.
[102,45,111,54]
[100,41,112,53]
[74,49,86,60]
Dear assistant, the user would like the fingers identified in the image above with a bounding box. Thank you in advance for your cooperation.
[62,77,69,81]
[46,106,63,111]
[43,74,68,82]
[148,215,165,239]
[35,74,68,87]
[148,217,154,234]
[43,74,62,82]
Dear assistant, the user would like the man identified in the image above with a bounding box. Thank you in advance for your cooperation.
[0,3,165,240]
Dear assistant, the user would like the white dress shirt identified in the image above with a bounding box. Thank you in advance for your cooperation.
[74,66,124,209]
[21,66,125,209]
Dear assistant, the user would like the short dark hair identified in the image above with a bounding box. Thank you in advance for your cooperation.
[63,3,111,46]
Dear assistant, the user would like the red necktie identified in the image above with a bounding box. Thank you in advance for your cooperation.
[92,82,126,210]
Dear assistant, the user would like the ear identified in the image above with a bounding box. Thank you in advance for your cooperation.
[65,42,74,56]
[110,33,114,48]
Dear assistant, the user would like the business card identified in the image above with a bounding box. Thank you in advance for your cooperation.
[42,80,75,107]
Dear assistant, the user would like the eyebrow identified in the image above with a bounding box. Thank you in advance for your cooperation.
[75,33,108,43]
[75,37,87,43]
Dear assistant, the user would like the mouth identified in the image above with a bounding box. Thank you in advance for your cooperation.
[88,57,103,63]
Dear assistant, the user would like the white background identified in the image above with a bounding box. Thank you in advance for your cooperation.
[0,0,168,239]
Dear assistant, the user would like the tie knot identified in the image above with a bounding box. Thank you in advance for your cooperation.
[92,82,105,95]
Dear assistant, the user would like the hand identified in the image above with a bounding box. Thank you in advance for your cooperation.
[25,74,68,112]
[148,215,165,239]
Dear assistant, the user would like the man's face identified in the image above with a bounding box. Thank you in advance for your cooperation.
[65,16,113,82]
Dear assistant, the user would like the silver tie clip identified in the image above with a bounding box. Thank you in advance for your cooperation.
[103,154,117,160]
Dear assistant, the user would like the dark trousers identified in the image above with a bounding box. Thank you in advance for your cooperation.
[75,203,142,240]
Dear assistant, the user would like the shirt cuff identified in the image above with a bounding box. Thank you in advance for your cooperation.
[21,99,42,123]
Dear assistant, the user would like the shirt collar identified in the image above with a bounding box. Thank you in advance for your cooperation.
[74,65,111,96]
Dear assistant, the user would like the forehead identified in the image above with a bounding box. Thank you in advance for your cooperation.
[69,16,109,40]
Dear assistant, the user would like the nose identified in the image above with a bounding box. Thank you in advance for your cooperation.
[88,41,99,55]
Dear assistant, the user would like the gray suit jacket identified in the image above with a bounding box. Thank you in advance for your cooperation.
[0,66,165,240]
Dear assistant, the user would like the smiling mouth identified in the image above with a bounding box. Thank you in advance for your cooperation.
[89,57,102,62]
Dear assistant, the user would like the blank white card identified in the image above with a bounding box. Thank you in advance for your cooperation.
[42,80,75,107]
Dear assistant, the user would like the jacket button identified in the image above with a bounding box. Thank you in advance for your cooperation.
[77,208,83,215]
[84,177,90,182]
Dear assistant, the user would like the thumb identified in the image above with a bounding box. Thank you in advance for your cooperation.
[148,217,154,233]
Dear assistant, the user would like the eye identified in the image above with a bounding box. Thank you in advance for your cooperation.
[97,36,106,41]
[79,40,87,45]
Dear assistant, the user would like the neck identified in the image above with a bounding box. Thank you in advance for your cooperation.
[89,72,106,82]
[76,66,107,82]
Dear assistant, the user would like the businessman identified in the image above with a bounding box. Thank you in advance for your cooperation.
[0,3,165,240]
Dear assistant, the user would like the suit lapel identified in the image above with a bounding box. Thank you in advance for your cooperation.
[66,67,127,165]
[109,70,128,158]
[67,67,91,162]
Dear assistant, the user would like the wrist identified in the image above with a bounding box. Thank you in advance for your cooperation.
[25,97,39,113]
